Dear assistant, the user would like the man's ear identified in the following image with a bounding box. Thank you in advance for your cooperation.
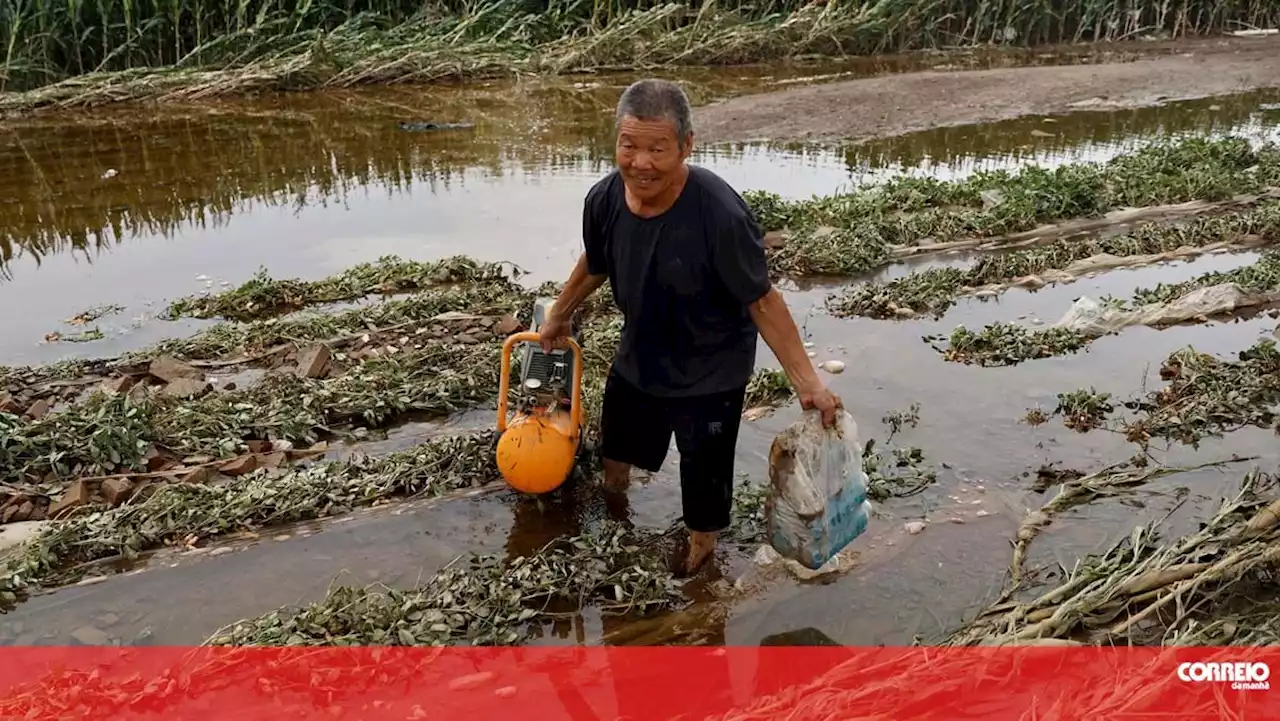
[681,132,696,160]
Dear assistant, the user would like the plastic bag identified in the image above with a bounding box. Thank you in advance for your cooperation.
[1055,283,1280,337]
[764,409,872,570]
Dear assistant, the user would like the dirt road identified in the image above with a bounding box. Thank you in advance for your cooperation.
[694,36,1280,145]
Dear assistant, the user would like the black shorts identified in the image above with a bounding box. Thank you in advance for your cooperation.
[599,367,746,533]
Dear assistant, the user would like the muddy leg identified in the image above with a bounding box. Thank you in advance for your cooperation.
[601,458,633,524]
[598,368,670,524]
[685,529,718,575]
[603,458,631,492]
[671,384,746,578]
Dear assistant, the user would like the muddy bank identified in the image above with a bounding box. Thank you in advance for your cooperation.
[695,36,1280,145]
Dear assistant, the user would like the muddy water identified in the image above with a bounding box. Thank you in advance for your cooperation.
[2,80,1277,366]
[2,73,1280,648]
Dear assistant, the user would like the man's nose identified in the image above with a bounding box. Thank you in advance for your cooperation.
[632,152,654,169]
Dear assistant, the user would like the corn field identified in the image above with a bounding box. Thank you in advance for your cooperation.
[2,0,1279,93]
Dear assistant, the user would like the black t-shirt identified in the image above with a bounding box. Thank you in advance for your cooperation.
[582,165,772,398]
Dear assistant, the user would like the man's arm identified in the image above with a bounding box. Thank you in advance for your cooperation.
[544,189,608,346]
[748,287,824,400]
[713,207,840,425]
[550,254,606,322]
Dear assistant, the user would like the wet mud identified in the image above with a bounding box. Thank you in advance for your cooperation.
[2,44,1280,647]
[695,36,1280,145]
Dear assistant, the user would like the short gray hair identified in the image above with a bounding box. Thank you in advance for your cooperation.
[615,79,694,148]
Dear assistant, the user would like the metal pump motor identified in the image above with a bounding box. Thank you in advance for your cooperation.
[494,298,585,495]
[515,297,580,406]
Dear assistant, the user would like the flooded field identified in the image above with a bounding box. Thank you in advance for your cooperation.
[2,55,1280,653]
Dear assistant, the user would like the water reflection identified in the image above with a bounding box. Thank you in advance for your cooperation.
[1,73,1279,369]
[3,81,1278,280]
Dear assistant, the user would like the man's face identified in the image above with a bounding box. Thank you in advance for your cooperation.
[615,115,693,203]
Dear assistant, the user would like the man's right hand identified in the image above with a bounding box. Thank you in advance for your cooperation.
[538,312,572,353]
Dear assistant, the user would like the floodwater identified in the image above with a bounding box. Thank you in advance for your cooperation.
[1,68,1280,648]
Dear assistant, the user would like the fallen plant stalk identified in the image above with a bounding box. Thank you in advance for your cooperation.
[1007,457,1254,588]
[8,4,1278,112]
[164,255,520,321]
[944,468,1280,646]
[927,251,1280,368]
[829,201,1280,319]
[752,136,1280,277]
[0,431,502,610]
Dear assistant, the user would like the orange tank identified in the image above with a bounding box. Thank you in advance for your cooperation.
[495,331,584,495]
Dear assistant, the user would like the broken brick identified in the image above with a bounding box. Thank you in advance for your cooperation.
[496,314,523,335]
[48,480,92,519]
[295,344,332,379]
[12,501,34,522]
[178,467,215,485]
[219,455,258,476]
[149,356,204,384]
[0,394,24,415]
[100,375,138,394]
[24,398,51,421]
[261,452,287,469]
[102,478,135,506]
[161,378,212,400]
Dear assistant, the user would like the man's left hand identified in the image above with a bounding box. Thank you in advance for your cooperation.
[798,381,842,429]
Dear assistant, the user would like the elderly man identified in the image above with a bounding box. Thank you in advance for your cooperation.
[538,78,842,576]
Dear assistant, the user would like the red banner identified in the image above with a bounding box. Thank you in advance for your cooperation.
[0,646,1275,720]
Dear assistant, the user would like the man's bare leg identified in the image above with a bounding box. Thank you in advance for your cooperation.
[603,458,631,492]
[685,529,717,575]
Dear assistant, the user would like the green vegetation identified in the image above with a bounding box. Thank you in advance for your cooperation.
[0,431,502,609]
[1,291,791,492]
[925,323,1092,367]
[1037,339,1280,446]
[0,341,504,485]
[1111,248,1280,309]
[750,136,1280,277]
[206,521,683,645]
[4,1,1280,109]
[924,250,1280,368]
[829,203,1280,319]
[945,468,1280,646]
[163,255,518,321]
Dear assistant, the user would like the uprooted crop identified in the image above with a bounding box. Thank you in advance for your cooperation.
[1032,339,1280,447]
[1126,340,1280,446]
[944,468,1280,646]
[0,350,795,611]
[829,202,1280,319]
[1109,248,1280,309]
[0,431,503,609]
[207,454,793,647]
[925,324,1093,367]
[0,341,505,486]
[205,522,684,646]
[164,255,519,321]
[9,2,1279,111]
[2,312,794,491]
[747,137,1280,250]
[1,279,537,402]
[928,248,1280,368]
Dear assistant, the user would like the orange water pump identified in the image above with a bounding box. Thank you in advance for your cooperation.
[495,302,585,495]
